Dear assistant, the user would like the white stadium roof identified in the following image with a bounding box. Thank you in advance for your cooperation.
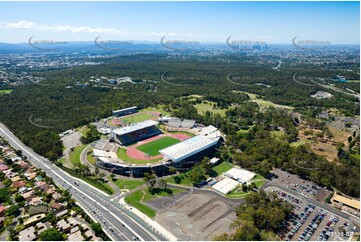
[212,177,239,194]
[198,125,218,136]
[160,135,219,163]
[224,168,256,183]
[111,120,158,136]
[112,106,137,113]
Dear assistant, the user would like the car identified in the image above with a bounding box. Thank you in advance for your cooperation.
[74,181,79,186]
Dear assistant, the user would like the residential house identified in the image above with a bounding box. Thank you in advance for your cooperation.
[50,203,64,212]
[24,172,37,180]
[68,231,84,241]
[52,192,62,201]
[10,175,21,182]
[22,191,35,202]
[0,164,9,172]
[18,226,36,241]
[0,205,6,216]
[57,219,71,232]
[36,221,52,235]
[17,160,29,170]
[12,180,26,189]
[29,197,42,206]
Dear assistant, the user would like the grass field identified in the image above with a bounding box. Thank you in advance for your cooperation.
[114,178,145,191]
[290,138,312,147]
[125,187,183,218]
[116,148,162,164]
[86,147,96,165]
[211,161,232,176]
[0,89,12,94]
[350,152,360,160]
[194,101,228,117]
[233,90,294,110]
[125,190,156,218]
[78,125,90,136]
[136,137,180,156]
[225,174,266,198]
[251,174,267,188]
[69,145,87,167]
[236,125,255,134]
[141,107,171,116]
[226,186,249,198]
[120,113,155,124]
[271,130,285,139]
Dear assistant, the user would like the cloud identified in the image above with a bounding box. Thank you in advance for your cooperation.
[0,20,196,38]
[0,20,122,35]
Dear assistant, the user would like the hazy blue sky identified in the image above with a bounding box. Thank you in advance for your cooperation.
[0,1,359,44]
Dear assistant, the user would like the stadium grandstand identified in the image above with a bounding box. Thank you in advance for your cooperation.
[111,120,161,145]
[166,118,196,132]
[112,106,137,117]
[160,135,221,165]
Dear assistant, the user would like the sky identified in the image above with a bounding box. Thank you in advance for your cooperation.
[0,1,359,44]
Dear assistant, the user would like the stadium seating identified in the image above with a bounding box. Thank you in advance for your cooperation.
[115,125,161,145]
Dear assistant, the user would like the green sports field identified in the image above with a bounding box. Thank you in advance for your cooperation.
[120,113,155,123]
[136,136,180,156]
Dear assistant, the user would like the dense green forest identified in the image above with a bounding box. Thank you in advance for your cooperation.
[0,54,359,196]
[214,191,293,240]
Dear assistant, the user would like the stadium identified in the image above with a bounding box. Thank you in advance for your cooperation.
[93,112,223,177]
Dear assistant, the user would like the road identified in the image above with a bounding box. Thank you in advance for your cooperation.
[0,123,166,241]
[310,78,360,101]
[79,144,122,199]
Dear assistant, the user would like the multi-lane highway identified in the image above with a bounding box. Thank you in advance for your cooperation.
[0,123,166,241]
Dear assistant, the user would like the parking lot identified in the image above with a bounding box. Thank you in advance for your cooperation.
[272,169,331,202]
[266,187,356,241]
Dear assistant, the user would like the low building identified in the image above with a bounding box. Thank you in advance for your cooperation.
[29,197,42,206]
[68,217,79,226]
[12,180,26,188]
[52,192,62,201]
[50,203,64,211]
[10,175,21,182]
[68,230,84,241]
[22,191,35,202]
[36,221,51,235]
[24,213,46,226]
[224,168,256,184]
[310,91,333,99]
[212,177,240,195]
[57,219,71,232]
[332,194,360,212]
[0,205,6,216]
[19,226,36,241]
[55,209,68,218]
[0,164,9,171]
[84,229,93,239]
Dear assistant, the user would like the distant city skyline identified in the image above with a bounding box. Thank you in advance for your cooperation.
[0,1,359,44]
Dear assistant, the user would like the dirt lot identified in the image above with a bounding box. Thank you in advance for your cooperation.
[148,192,237,240]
